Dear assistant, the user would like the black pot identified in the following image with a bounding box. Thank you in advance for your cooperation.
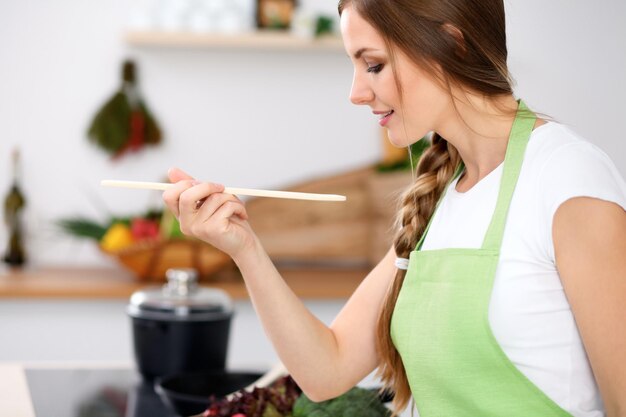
[128,268,234,380]
[155,371,264,417]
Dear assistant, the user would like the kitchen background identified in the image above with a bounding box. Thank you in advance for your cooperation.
[1,0,625,268]
[0,0,626,265]
[0,0,625,414]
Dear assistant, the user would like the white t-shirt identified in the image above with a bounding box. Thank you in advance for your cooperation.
[420,122,626,417]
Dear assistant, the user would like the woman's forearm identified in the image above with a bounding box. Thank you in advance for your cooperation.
[232,236,346,400]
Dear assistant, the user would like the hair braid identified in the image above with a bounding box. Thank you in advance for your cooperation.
[376,134,461,414]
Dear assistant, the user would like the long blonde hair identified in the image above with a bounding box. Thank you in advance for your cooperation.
[338,0,514,413]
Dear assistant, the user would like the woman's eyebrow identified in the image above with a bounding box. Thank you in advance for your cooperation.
[353,47,379,59]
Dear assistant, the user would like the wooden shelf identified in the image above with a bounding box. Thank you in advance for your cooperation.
[125,30,345,51]
[0,266,367,300]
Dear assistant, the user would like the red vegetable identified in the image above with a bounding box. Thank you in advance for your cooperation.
[130,218,160,241]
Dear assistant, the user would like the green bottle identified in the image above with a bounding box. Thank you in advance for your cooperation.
[3,148,26,266]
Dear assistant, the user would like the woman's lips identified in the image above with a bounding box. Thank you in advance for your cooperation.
[378,110,394,127]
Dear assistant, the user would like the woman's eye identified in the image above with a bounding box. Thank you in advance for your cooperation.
[367,64,384,73]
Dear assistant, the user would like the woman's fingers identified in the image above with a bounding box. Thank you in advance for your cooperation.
[198,194,247,222]
[180,189,249,249]
[168,167,194,183]
[160,173,252,256]
[163,168,226,220]
[216,199,249,221]
[162,179,196,218]
[162,172,249,245]
[188,199,250,256]
[178,182,226,216]
[163,167,196,218]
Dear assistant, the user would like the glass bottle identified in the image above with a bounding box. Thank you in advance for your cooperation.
[3,148,26,267]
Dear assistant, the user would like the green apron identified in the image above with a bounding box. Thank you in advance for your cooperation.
[390,100,573,417]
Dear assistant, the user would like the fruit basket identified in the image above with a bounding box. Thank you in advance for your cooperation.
[58,209,233,282]
[103,238,232,282]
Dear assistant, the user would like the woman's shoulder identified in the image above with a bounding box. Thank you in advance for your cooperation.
[528,121,604,159]
[515,121,625,264]
[524,121,626,218]
[526,121,622,179]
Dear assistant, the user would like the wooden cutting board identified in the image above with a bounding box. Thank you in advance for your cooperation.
[246,165,413,267]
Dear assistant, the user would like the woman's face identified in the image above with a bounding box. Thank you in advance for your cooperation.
[340,5,450,147]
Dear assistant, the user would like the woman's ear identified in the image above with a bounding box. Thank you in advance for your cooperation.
[441,23,467,57]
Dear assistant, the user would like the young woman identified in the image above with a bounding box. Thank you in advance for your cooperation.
[163,1,626,416]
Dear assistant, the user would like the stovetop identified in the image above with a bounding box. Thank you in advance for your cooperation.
[25,368,177,417]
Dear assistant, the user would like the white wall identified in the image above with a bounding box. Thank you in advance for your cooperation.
[506,0,626,156]
[0,0,624,266]
[0,298,341,368]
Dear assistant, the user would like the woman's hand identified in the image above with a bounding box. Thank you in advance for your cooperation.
[162,167,257,260]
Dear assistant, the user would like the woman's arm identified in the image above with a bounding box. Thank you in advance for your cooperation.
[163,168,397,401]
[553,197,626,417]
[236,243,397,401]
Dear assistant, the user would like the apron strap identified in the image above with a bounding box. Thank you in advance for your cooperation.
[414,99,536,252]
[481,100,536,250]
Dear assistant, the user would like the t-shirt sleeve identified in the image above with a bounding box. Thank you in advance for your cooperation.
[537,140,626,263]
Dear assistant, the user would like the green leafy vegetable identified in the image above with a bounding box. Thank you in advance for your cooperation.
[56,218,108,240]
[56,209,165,241]
[293,387,391,417]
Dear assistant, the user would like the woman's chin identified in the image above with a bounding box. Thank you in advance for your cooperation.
[387,131,410,148]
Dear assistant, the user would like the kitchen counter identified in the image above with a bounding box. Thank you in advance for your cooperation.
[0,363,35,417]
[0,361,166,417]
[3,361,257,417]
[0,266,368,299]
[1,361,398,417]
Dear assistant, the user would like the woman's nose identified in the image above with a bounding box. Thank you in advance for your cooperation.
[349,73,374,105]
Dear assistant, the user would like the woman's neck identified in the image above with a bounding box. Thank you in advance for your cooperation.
[434,93,530,192]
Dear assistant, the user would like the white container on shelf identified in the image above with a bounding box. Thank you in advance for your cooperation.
[155,0,192,31]
[187,0,255,33]
[127,0,162,30]
[290,8,316,39]
[187,0,217,32]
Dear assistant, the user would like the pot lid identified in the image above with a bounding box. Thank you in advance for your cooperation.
[127,268,233,320]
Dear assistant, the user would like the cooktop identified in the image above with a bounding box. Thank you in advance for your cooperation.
[25,368,177,417]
